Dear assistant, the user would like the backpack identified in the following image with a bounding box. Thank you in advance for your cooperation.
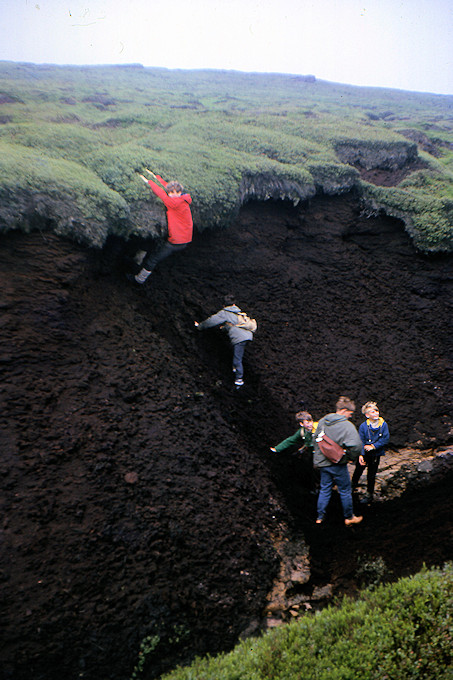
[315,427,345,463]
[234,311,257,333]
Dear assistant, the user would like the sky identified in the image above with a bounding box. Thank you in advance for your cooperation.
[1,0,452,95]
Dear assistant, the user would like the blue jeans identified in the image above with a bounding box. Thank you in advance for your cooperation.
[143,241,188,272]
[317,464,354,520]
[232,341,249,380]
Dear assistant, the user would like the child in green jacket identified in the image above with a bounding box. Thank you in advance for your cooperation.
[271,411,318,454]
[271,411,319,490]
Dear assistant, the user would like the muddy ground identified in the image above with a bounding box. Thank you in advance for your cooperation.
[1,189,452,680]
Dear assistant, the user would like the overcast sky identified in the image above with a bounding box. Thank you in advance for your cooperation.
[1,0,452,95]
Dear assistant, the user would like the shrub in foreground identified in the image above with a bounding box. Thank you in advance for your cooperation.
[154,564,452,680]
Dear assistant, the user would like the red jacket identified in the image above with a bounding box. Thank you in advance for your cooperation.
[147,175,193,244]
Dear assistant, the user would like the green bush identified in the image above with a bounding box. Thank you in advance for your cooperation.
[355,554,390,588]
[158,564,452,680]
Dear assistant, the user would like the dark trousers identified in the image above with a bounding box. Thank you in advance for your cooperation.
[143,241,188,272]
[232,340,249,380]
[351,453,381,495]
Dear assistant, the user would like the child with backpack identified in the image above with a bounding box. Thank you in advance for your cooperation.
[194,294,256,388]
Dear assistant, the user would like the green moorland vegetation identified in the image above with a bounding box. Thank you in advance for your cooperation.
[150,565,452,680]
[0,61,452,250]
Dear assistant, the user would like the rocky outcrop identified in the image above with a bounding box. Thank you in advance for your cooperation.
[368,446,453,500]
[264,535,311,627]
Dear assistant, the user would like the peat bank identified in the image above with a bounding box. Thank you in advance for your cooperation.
[1,191,452,680]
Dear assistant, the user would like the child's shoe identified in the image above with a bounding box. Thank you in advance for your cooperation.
[135,268,151,284]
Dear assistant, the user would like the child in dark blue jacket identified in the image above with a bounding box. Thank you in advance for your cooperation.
[352,401,390,503]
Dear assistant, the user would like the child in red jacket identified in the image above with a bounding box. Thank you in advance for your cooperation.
[134,171,193,284]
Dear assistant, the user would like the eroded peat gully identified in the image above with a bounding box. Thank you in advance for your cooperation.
[1,192,452,679]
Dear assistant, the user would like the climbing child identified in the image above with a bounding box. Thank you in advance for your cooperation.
[132,170,193,284]
[271,411,318,454]
[271,411,319,490]
[194,294,255,388]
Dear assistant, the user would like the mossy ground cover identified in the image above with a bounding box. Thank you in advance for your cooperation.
[156,565,452,680]
[0,61,452,250]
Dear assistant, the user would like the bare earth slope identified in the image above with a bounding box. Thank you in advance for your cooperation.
[1,192,452,679]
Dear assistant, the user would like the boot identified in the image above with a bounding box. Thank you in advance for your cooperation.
[135,268,151,284]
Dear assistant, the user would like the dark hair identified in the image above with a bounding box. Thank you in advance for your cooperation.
[336,396,355,412]
[295,411,313,422]
[223,294,236,306]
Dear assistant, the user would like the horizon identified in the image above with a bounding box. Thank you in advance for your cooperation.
[1,59,452,99]
[1,0,452,97]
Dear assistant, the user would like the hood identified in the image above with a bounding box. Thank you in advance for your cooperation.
[323,413,348,426]
[367,417,385,427]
